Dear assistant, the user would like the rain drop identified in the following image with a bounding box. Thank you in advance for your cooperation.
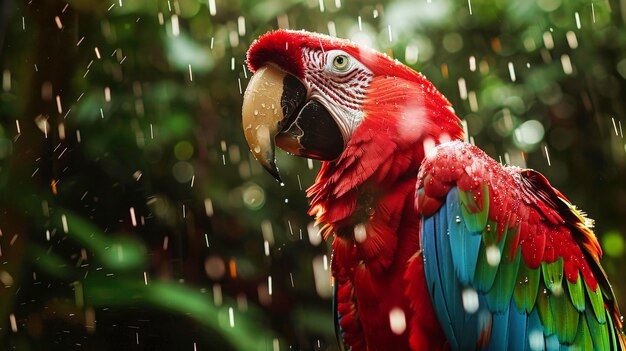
[486,245,501,266]
[208,0,217,16]
[389,307,406,335]
[354,223,367,243]
[462,288,479,314]
[228,307,235,327]
[528,329,545,351]
[508,62,516,82]
[307,222,322,246]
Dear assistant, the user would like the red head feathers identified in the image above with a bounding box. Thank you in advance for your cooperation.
[246,29,451,107]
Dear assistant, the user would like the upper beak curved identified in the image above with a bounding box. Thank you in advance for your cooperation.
[242,64,346,182]
[242,65,306,182]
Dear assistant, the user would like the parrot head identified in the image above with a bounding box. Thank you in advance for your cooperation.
[242,29,462,182]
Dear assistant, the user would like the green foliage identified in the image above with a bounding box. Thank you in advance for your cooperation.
[603,230,625,258]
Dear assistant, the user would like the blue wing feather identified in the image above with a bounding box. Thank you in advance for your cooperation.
[544,334,560,351]
[423,212,459,349]
[527,308,545,351]
[424,188,485,350]
[418,142,624,350]
[507,303,529,350]
[423,186,541,351]
[485,309,510,351]
[435,203,464,339]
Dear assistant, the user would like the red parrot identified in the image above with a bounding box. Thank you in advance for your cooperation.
[241,29,626,350]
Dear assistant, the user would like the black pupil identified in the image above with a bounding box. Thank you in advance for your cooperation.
[336,56,344,65]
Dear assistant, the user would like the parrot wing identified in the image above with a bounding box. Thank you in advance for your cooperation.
[416,140,625,350]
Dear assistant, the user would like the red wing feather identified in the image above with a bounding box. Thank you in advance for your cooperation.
[416,140,625,349]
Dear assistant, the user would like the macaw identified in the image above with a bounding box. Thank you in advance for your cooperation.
[240,29,626,350]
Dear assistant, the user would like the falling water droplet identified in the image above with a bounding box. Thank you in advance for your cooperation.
[354,223,367,243]
[462,288,479,314]
[508,62,516,82]
[208,0,217,16]
[228,307,235,327]
[486,245,501,266]
[528,329,545,350]
[389,308,406,335]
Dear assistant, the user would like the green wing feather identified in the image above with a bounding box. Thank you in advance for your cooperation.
[541,258,564,294]
[513,264,540,314]
[567,277,585,312]
[418,143,625,350]
[586,307,611,350]
[536,284,557,336]
[474,220,507,292]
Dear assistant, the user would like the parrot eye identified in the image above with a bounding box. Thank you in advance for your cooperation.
[332,54,350,70]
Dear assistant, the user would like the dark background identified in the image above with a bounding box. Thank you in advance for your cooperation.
[0,0,625,349]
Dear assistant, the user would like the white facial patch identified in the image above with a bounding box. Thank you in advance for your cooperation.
[301,48,374,141]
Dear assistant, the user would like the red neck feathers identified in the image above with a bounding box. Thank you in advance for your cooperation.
[307,74,464,234]
[308,63,462,350]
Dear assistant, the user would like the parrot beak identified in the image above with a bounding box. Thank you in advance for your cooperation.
[242,65,344,182]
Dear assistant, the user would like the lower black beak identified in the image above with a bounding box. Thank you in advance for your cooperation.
[276,100,344,161]
[242,65,345,182]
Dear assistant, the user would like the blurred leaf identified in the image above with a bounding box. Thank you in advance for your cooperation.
[84,277,280,351]
[602,231,625,258]
[51,211,147,271]
[28,244,75,280]
[165,32,214,72]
